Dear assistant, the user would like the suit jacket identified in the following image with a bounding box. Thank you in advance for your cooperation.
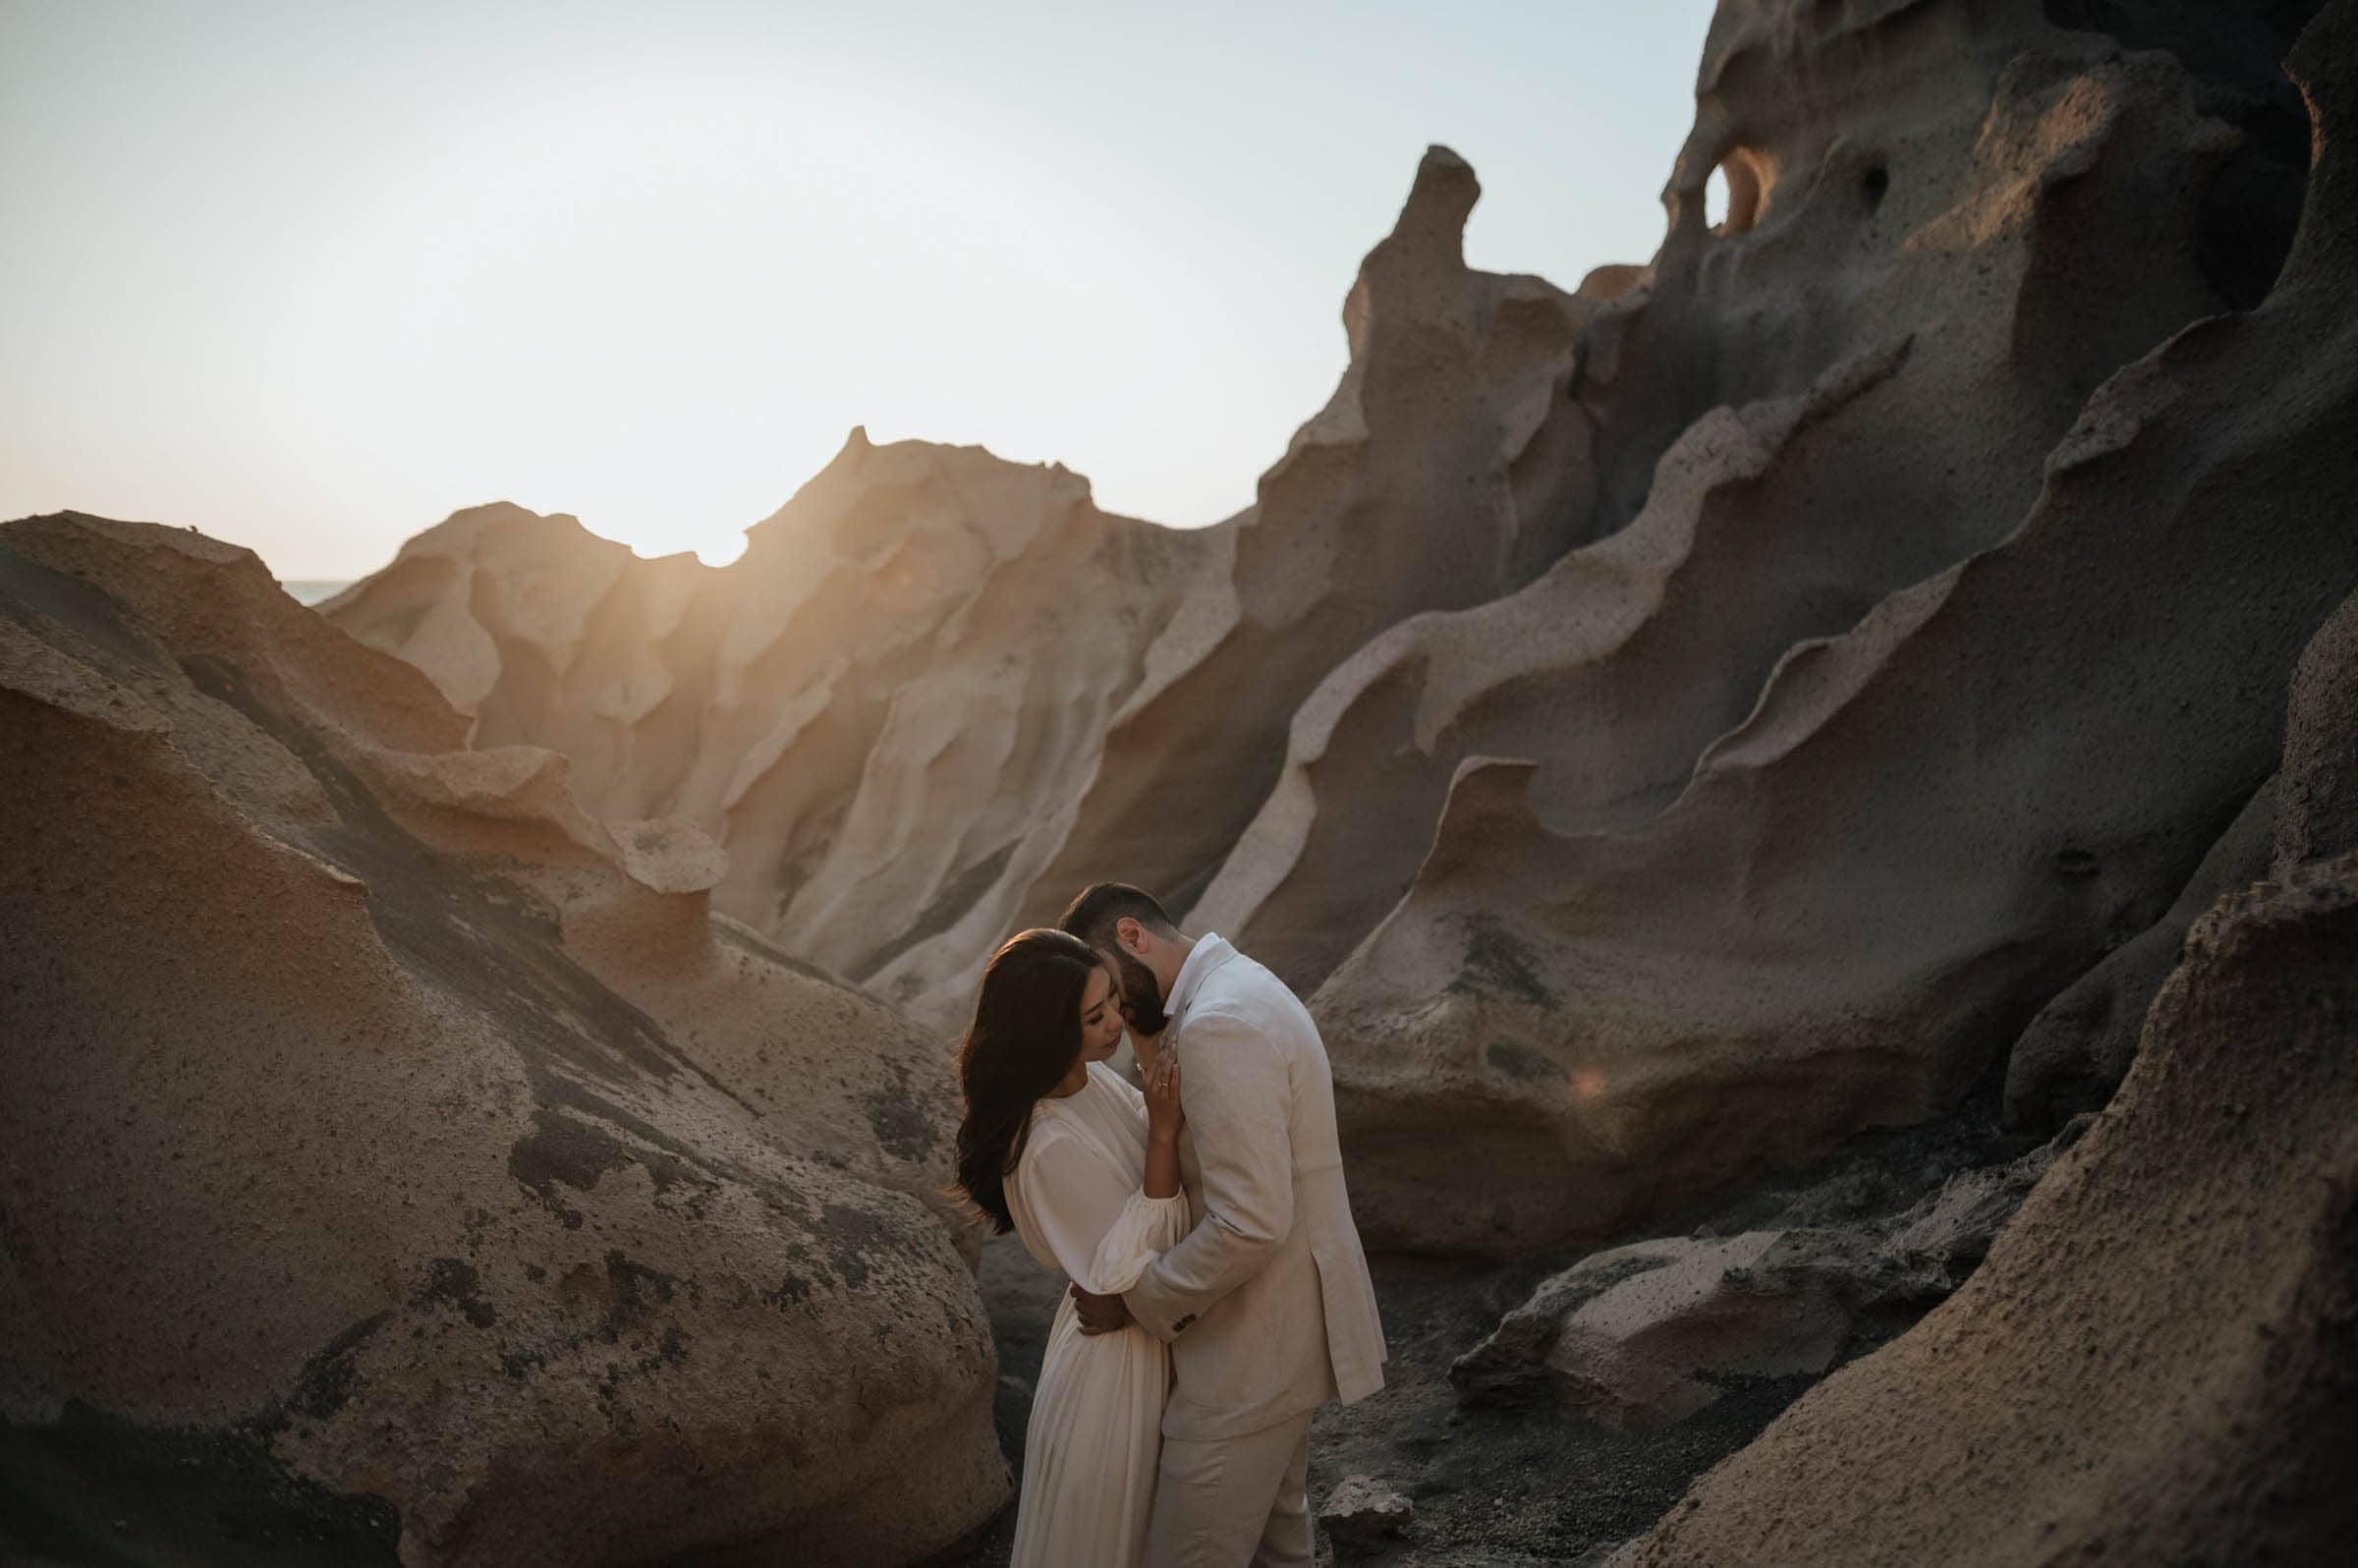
[1124,935,1387,1440]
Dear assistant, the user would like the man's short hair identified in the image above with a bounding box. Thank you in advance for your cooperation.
[1056,882,1178,951]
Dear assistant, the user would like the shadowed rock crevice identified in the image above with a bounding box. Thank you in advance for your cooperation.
[0,1402,404,1568]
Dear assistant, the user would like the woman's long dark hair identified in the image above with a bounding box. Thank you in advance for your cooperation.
[954,928,1105,1233]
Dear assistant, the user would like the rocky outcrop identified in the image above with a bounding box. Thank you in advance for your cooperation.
[2275,586,2358,872]
[2002,775,2276,1130]
[1620,624,2358,1568]
[1452,1147,2052,1431]
[0,516,1004,1565]
[318,2,2345,1277]
[1615,14,2358,1525]
[1201,21,2271,992]
[327,144,1599,1030]
[1314,0,2356,1257]
[323,444,1235,1034]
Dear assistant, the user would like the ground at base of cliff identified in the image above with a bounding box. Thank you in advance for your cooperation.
[960,1092,2029,1566]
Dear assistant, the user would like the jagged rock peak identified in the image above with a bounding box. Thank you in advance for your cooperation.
[1394,142,1480,256]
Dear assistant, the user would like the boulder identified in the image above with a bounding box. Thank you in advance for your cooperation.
[1319,1475,1416,1548]
[0,515,1005,1565]
[1452,1148,2051,1430]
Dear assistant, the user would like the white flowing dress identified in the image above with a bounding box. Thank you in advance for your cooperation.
[1004,1061,1191,1568]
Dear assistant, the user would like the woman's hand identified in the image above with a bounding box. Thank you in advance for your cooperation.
[1142,1045,1184,1145]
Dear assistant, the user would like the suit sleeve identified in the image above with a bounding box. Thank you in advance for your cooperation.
[1125,1008,1293,1343]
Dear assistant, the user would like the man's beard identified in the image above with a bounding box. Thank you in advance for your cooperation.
[1112,948,1169,1036]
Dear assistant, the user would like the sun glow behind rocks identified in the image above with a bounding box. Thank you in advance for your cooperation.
[256,72,1173,571]
[0,2,1714,579]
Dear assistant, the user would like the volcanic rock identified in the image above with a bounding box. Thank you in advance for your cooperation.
[322,444,1233,1036]
[0,515,1004,1565]
[1619,667,2358,1565]
[2002,775,2276,1131]
[1318,1474,1415,1548]
[1616,16,2358,1529]
[2275,584,2358,872]
[327,142,1598,1029]
[1201,28,2263,994]
[1313,0,2358,1257]
[1451,1147,2050,1431]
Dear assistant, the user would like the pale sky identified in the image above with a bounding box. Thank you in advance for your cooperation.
[1,2,1715,579]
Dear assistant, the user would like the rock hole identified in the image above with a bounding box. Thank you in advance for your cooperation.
[1712,146,1775,236]
[2055,847,2102,881]
[1863,163,1889,206]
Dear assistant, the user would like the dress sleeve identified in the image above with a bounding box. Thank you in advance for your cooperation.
[1022,1124,1191,1295]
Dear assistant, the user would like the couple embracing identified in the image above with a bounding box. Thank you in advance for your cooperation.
[954,883,1388,1566]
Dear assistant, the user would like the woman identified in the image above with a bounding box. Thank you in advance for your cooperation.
[954,927,1187,1568]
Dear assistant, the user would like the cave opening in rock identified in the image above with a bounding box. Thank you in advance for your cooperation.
[1712,144,1776,235]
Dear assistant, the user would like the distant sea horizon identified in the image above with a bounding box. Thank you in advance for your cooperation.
[279,579,354,607]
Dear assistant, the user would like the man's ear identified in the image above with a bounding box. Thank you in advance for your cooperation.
[1115,915,1146,954]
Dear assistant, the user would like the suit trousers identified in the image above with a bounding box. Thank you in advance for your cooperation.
[1144,1409,1315,1567]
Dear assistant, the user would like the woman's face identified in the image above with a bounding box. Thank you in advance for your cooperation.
[1076,964,1124,1064]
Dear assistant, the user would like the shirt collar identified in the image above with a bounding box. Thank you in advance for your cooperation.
[1165,932,1230,1030]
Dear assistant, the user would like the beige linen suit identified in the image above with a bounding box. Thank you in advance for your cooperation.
[1124,935,1386,1566]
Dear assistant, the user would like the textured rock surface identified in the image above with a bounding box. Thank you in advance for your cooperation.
[1318,1475,1416,1547]
[1315,0,2356,1257]
[1619,613,2358,1567]
[2276,585,2358,872]
[323,443,1234,1035]
[1200,19,2270,991]
[1452,1147,2052,1431]
[0,516,1004,1565]
[1613,23,2358,1524]
[2002,775,2277,1130]
[328,146,1597,1031]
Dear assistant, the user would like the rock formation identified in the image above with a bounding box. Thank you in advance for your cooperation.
[1451,1144,2052,1431]
[0,516,1004,1565]
[321,444,1232,1034]
[323,3,2346,1275]
[1619,571,2358,1566]
[16,3,2358,1564]
[1311,0,2352,1256]
[1199,20,2274,991]
[326,144,1599,1030]
[2274,584,2358,871]
[1608,25,2358,1542]
[2001,776,2276,1130]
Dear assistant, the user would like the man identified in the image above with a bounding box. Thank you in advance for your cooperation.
[1057,882,1387,1567]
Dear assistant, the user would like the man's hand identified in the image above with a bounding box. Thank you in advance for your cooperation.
[1070,1284,1131,1335]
